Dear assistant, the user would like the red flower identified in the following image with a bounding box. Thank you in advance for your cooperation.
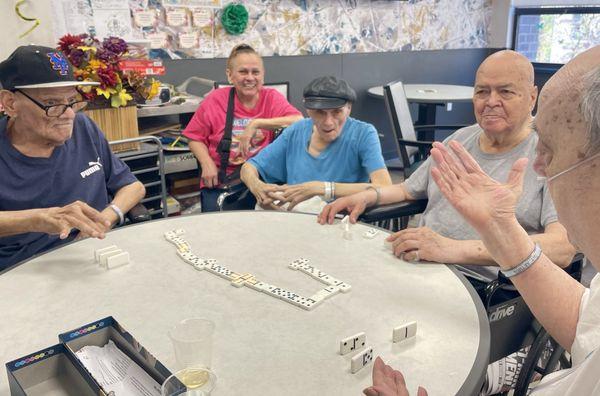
[58,34,84,53]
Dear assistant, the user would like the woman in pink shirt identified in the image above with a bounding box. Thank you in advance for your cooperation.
[183,44,303,212]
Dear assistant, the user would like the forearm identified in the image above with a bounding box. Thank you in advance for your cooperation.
[480,219,584,351]
[452,224,576,267]
[250,115,303,130]
[101,181,146,226]
[0,210,43,237]
[188,140,213,167]
[370,183,415,206]
[240,163,262,190]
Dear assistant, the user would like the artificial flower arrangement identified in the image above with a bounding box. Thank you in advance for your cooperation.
[58,34,160,108]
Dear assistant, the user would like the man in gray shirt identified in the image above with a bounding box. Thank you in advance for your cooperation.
[318,50,575,282]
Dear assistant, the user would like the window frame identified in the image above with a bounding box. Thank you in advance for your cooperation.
[511,6,600,73]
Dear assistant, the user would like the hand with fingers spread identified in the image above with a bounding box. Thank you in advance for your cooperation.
[200,157,220,188]
[363,357,428,396]
[430,140,528,234]
[272,182,323,211]
[33,201,110,240]
[317,190,373,225]
[386,227,462,263]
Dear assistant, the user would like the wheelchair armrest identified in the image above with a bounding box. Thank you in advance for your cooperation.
[126,203,152,223]
[414,124,468,131]
[397,139,434,148]
[359,199,428,223]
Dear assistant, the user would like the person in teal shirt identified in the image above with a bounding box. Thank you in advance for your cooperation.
[241,76,391,211]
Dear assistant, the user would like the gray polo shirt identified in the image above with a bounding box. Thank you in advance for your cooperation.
[403,124,558,280]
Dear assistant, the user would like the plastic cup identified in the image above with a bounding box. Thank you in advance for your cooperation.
[161,368,217,396]
[168,318,215,370]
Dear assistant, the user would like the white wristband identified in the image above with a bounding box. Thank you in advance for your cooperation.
[109,204,125,226]
[324,182,332,201]
[501,243,541,278]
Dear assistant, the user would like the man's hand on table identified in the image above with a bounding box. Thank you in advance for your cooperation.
[269,181,323,211]
[248,180,282,209]
[386,227,462,263]
[363,356,428,396]
[317,190,372,224]
[32,201,110,240]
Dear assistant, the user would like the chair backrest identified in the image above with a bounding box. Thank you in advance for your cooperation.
[383,81,419,168]
[213,81,290,100]
[109,136,168,219]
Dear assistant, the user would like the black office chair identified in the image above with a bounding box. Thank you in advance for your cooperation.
[383,80,465,178]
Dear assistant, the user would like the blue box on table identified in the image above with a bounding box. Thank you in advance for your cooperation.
[5,316,172,395]
[6,343,100,395]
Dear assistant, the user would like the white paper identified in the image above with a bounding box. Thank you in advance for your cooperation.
[75,340,161,396]
[93,9,134,40]
[51,0,94,40]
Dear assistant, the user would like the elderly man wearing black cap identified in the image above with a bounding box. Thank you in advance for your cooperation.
[0,45,145,270]
[241,76,391,211]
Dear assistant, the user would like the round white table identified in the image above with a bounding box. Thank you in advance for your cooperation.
[368,84,474,142]
[0,212,489,395]
[367,84,474,103]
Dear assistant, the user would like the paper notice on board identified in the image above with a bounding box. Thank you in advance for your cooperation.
[76,340,161,396]
[192,8,212,27]
[93,9,134,40]
[51,0,94,40]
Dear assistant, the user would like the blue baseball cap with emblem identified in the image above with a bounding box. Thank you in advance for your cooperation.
[0,45,99,90]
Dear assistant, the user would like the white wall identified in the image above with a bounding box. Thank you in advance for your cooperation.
[1,1,56,60]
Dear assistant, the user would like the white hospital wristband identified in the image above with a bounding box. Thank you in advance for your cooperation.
[500,243,542,278]
[109,204,125,226]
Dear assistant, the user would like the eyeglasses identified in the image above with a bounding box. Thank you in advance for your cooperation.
[16,89,88,117]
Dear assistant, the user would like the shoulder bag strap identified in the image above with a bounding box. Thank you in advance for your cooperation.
[217,87,236,184]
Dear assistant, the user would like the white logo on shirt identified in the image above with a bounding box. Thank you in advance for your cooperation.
[80,157,103,179]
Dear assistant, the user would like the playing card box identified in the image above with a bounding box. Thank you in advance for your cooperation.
[6,343,100,396]
[58,316,172,394]
[5,316,172,395]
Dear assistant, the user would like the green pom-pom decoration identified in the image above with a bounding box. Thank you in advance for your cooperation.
[221,3,248,35]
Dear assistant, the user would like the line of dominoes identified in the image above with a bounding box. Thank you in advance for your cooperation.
[164,230,351,311]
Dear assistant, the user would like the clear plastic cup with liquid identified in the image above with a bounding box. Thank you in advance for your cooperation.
[161,368,217,396]
[168,318,215,370]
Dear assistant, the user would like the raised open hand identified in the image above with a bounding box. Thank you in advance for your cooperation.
[430,141,528,234]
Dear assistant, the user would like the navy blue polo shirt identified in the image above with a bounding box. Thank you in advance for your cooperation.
[0,113,138,270]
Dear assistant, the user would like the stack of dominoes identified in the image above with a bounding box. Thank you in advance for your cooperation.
[94,246,129,269]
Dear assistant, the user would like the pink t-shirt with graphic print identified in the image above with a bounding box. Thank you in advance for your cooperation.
[183,87,301,187]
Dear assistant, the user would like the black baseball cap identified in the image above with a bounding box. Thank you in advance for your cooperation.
[0,45,99,90]
[303,76,356,110]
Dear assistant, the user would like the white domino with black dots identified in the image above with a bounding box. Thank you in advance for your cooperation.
[350,346,374,374]
[393,321,417,343]
[363,228,379,239]
[166,230,351,311]
[339,332,366,355]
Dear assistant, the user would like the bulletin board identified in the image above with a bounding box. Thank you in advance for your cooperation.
[50,0,491,59]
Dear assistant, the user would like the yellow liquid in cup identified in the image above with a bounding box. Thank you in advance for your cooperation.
[178,368,210,389]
